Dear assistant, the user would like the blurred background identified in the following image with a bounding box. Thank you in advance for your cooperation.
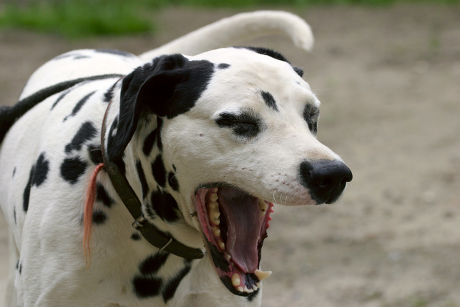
[1,0,459,306]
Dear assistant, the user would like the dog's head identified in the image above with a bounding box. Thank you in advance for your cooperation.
[106,47,352,296]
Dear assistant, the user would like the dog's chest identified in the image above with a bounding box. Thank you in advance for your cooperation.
[89,229,196,306]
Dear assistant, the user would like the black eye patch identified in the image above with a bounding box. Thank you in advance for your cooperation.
[215,112,262,138]
[303,104,319,134]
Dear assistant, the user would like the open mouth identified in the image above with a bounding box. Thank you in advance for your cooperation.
[195,185,274,297]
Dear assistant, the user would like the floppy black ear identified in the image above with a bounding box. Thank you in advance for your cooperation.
[107,54,214,162]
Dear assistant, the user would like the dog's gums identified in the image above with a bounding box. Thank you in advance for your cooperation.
[195,186,274,295]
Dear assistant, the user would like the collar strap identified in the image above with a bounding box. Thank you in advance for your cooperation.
[100,96,204,260]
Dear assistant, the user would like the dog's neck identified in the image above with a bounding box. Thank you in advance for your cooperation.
[132,119,203,248]
[102,96,204,251]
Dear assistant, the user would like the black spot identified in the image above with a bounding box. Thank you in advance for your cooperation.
[13,208,16,224]
[139,252,169,275]
[247,289,259,301]
[103,81,119,103]
[18,263,22,274]
[23,175,32,212]
[142,129,157,157]
[12,167,16,177]
[239,46,289,63]
[303,104,319,134]
[215,112,262,138]
[23,153,49,212]
[136,161,149,199]
[63,91,95,121]
[131,233,141,241]
[151,155,166,187]
[87,144,103,164]
[218,63,230,69]
[150,190,179,222]
[51,89,71,110]
[261,91,278,111]
[238,47,303,77]
[95,49,135,57]
[172,164,176,172]
[73,55,90,60]
[162,262,191,302]
[167,172,179,191]
[132,276,162,298]
[15,260,19,270]
[156,118,163,152]
[65,121,97,153]
[60,157,87,184]
[293,66,304,77]
[33,153,49,186]
[92,210,107,225]
[96,183,114,208]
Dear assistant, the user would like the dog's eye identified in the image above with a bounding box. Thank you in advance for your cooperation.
[215,112,261,138]
[303,104,319,135]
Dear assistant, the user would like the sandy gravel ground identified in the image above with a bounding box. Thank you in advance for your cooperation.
[1,4,460,306]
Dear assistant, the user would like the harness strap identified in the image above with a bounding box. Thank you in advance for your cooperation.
[100,99,204,260]
[0,74,124,144]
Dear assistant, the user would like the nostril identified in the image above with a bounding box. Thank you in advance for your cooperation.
[317,177,332,189]
[299,159,352,204]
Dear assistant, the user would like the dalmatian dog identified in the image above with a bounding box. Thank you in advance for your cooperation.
[0,11,352,307]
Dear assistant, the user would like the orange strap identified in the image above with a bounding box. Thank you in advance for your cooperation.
[83,163,104,264]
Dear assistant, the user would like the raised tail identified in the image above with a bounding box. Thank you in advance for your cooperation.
[139,10,314,60]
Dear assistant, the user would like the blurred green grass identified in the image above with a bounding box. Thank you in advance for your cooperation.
[0,0,458,38]
[0,0,155,37]
[167,0,460,5]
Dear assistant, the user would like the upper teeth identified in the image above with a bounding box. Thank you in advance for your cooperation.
[259,199,268,213]
[208,192,220,226]
[208,191,223,248]
[209,193,218,202]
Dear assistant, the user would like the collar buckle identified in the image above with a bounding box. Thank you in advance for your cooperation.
[131,215,147,230]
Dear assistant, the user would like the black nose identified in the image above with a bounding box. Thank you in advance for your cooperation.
[299,160,353,204]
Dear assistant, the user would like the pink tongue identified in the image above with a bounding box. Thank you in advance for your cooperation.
[218,187,263,273]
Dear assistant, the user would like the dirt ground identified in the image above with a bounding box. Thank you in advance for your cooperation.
[1,4,460,306]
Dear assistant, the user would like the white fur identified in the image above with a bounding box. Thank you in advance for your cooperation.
[0,12,348,307]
